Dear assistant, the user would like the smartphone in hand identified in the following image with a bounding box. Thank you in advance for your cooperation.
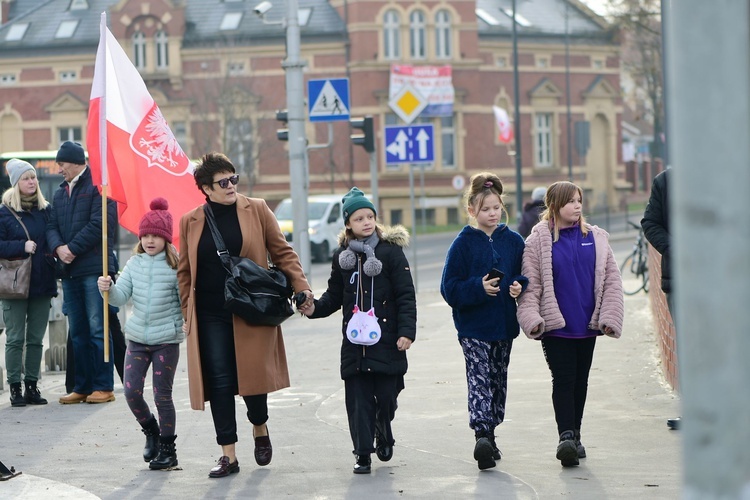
[488,268,504,282]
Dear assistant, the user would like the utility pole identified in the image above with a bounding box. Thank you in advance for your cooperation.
[512,0,523,220]
[564,0,573,181]
[667,0,750,496]
[283,0,310,275]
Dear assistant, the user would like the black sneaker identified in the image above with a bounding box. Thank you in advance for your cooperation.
[473,437,496,470]
[574,430,586,459]
[556,430,579,467]
[353,454,371,474]
[488,434,502,461]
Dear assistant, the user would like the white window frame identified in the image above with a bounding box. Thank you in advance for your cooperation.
[133,31,146,70]
[535,113,553,167]
[69,0,89,10]
[55,20,79,39]
[220,12,243,31]
[383,9,401,60]
[0,74,18,86]
[440,114,456,168]
[435,10,452,60]
[409,10,426,60]
[5,23,29,42]
[60,70,77,82]
[58,126,82,144]
[156,30,169,70]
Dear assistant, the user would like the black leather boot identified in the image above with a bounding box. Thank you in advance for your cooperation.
[9,383,25,407]
[140,416,160,462]
[23,380,48,405]
[149,435,178,470]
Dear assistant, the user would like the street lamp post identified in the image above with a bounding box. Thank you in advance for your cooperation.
[281,0,311,275]
[512,0,523,220]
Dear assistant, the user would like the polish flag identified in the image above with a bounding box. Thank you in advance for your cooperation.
[87,15,203,250]
[492,105,514,144]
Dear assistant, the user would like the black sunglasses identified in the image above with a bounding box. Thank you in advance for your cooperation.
[212,174,239,189]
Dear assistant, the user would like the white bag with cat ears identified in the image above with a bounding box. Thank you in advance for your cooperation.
[345,272,381,346]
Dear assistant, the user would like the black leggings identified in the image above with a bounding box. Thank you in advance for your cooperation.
[198,310,268,446]
[541,336,597,435]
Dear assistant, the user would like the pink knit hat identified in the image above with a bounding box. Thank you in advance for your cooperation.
[138,198,173,243]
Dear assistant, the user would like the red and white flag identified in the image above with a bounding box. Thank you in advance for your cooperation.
[87,14,203,250]
[492,105,514,144]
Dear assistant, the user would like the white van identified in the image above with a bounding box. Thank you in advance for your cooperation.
[274,194,344,262]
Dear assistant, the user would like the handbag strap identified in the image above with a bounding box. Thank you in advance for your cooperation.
[202,203,233,275]
[3,205,31,241]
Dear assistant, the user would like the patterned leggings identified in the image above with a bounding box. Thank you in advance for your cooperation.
[460,337,513,435]
[123,340,180,437]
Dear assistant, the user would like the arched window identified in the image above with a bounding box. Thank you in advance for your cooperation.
[409,10,425,60]
[133,31,146,70]
[435,10,452,59]
[156,30,169,70]
[383,10,401,60]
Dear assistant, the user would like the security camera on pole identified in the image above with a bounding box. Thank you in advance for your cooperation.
[255,1,310,274]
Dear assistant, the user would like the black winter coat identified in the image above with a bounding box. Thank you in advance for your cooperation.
[0,204,57,298]
[46,167,117,278]
[641,169,671,293]
[309,225,417,380]
[518,200,545,239]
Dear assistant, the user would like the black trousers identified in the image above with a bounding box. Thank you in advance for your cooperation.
[65,307,127,393]
[198,310,268,446]
[344,372,403,456]
[541,336,597,435]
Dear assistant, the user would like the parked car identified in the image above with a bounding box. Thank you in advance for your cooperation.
[274,194,345,262]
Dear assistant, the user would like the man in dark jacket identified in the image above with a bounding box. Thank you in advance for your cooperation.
[47,141,117,405]
[641,167,679,429]
[517,186,546,238]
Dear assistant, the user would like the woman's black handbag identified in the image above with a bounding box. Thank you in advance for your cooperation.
[203,204,294,326]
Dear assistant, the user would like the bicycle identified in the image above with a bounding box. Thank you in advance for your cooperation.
[620,220,649,295]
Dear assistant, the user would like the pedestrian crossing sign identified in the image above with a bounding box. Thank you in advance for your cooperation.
[308,78,350,122]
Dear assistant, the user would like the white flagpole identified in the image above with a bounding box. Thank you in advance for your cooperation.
[98,12,110,363]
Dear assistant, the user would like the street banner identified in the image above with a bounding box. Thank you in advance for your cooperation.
[389,65,454,117]
[87,15,203,250]
[492,105,514,144]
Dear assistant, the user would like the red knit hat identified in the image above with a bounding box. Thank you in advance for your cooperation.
[139,198,173,243]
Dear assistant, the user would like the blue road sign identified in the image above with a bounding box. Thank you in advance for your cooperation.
[308,78,350,122]
[384,125,435,164]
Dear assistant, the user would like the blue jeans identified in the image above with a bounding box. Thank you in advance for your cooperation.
[62,275,113,393]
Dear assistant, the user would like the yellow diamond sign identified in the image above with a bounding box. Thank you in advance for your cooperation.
[389,83,427,124]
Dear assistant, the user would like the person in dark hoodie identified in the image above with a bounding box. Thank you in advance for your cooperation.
[641,168,680,430]
[517,186,547,239]
[300,187,416,475]
[440,172,527,471]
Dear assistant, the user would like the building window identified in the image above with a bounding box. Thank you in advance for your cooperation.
[133,31,146,70]
[60,70,77,82]
[220,12,243,31]
[383,9,401,60]
[173,121,188,154]
[435,10,452,59]
[390,209,403,226]
[409,10,426,60]
[55,20,79,39]
[69,0,89,10]
[535,113,553,167]
[0,74,17,86]
[58,127,82,144]
[156,30,169,70]
[226,119,252,172]
[5,23,29,42]
[417,208,436,226]
[496,56,507,68]
[593,58,604,69]
[447,207,459,225]
[536,57,549,68]
[440,115,456,168]
[228,62,245,75]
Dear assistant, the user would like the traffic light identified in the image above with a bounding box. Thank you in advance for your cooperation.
[350,116,375,153]
[276,109,289,141]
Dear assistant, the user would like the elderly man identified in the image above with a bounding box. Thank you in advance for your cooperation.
[47,141,117,404]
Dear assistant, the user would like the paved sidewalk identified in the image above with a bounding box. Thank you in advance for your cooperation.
[0,283,680,499]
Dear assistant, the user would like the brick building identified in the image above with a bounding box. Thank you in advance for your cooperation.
[0,0,624,225]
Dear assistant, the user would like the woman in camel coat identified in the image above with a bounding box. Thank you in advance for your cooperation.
[177,153,313,478]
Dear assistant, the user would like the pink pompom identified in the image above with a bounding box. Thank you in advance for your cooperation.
[150,197,169,211]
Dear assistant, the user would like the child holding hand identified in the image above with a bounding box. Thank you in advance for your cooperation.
[299,187,416,475]
[98,198,184,470]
